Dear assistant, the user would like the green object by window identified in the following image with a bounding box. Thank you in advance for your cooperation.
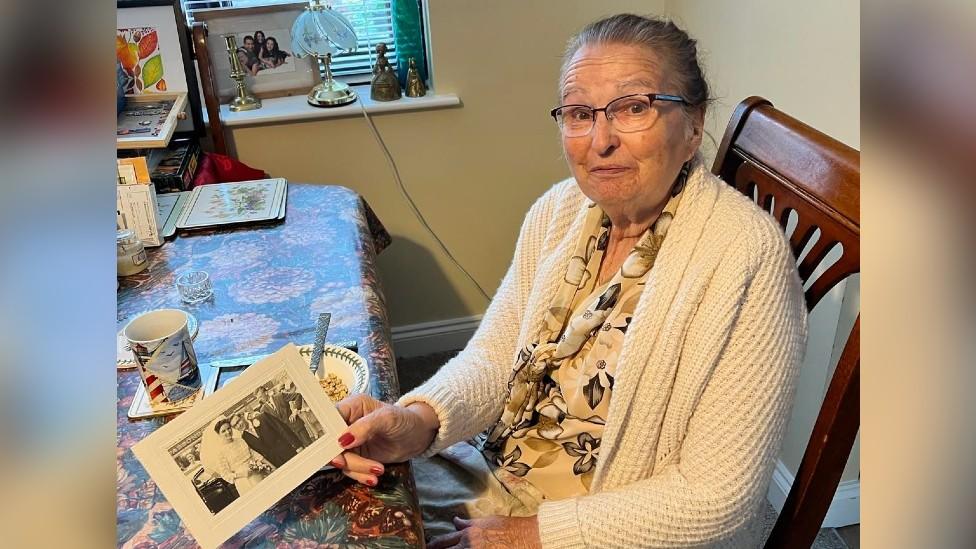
[392,0,428,86]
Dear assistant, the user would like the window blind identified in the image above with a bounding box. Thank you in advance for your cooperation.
[182,0,396,79]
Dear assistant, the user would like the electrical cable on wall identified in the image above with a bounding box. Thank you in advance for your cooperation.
[356,102,491,302]
[356,3,491,302]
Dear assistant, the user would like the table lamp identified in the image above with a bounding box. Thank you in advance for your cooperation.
[291,0,359,107]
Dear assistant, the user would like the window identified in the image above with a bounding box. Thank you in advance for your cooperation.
[181,0,397,80]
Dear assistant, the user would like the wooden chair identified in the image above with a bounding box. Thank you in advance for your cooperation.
[711,97,860,548]
[191,22,229,156]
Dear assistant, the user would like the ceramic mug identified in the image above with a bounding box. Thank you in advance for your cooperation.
[124,309,201,405]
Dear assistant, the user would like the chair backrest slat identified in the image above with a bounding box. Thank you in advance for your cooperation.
[711,96,860,548]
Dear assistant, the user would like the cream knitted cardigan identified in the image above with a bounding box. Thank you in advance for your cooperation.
[398,162,808,548]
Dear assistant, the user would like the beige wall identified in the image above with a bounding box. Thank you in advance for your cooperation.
[226,0,859,490]
[667,0,860,158]
[228,0,668,327]
[669,0,861,489]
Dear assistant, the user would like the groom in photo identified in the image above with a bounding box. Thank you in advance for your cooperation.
[270,382,298,423]
[230,413,273,465]
[251,385,303,467]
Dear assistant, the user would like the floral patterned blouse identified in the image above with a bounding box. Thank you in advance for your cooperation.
[482,190,681,500]
[493,274,647,498]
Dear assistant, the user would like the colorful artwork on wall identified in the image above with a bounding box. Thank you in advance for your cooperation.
[117,26,167,94]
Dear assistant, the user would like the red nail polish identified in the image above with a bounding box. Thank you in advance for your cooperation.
[370,466,383,475]
[365,478,376,486]
[329,459,341,468]
[338,432,355,447]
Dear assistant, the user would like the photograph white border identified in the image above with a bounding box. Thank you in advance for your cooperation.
[132,343,347,549]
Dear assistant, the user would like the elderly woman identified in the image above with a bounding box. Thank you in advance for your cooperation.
[333,14,807,548]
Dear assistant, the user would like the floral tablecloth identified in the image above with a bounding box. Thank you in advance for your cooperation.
[117,184,423,548]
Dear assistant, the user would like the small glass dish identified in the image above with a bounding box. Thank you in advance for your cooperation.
[175,270,213,304]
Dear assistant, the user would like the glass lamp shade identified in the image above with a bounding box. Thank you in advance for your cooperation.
[291,2,358,58]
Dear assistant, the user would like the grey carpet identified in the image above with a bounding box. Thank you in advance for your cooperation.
[758,501,850,548]
[395,350,858,548]
[396,349,460,394]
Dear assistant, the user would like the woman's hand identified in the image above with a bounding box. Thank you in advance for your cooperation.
[428,516,541,549]
[330,394,439,485]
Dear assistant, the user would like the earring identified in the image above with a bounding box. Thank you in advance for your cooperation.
[672,160,692,196]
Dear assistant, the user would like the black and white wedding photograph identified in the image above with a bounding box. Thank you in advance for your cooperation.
[133,345,348,548]
[166,371,325,515]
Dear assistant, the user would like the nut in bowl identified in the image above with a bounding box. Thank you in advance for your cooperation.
[296,344,369,402]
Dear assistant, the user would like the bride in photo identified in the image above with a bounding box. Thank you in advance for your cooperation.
[200,416,274,495]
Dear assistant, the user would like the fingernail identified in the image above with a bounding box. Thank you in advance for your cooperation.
[365,478,376,487]
[369,466,383,475]
[337,432,354,447]
[329,459,341,468]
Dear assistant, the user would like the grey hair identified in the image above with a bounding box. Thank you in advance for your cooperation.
[561,14,711,115]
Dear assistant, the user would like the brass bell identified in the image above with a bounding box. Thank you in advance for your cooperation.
[370,43,401,101]
[405,57,427,97]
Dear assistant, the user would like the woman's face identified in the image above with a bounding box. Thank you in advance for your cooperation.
[266,38,277,51]
[560,43,703,214]
[255,31,265,42]
[218,422,232,441]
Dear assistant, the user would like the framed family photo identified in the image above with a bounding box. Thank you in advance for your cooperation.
[117,0,205,136]
[193,2,319,100]
[132,344,347,549]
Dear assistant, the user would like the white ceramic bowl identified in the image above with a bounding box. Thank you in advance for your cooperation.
[296,344,369,397]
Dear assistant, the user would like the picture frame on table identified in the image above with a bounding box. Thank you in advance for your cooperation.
[117,0,204,138]
[193,2,320,101]
[203,360,251,395]
[132,344,347,549]
[201,340,362,398]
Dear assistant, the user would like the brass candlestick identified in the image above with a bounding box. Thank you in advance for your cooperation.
[223,35,261,112]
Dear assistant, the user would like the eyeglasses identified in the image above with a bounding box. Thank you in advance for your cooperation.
[550,93,689,137]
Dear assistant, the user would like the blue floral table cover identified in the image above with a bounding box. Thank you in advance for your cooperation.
[117,184,423,548]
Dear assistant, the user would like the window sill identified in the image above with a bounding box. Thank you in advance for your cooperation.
[212,85,460,128]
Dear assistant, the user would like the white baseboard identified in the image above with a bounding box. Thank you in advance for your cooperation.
[391,315,482,358]
[767,459,859,528]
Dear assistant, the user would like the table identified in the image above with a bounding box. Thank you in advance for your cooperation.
[117,184,425,548]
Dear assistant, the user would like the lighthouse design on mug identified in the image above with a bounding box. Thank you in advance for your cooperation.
[125,309,202,404]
